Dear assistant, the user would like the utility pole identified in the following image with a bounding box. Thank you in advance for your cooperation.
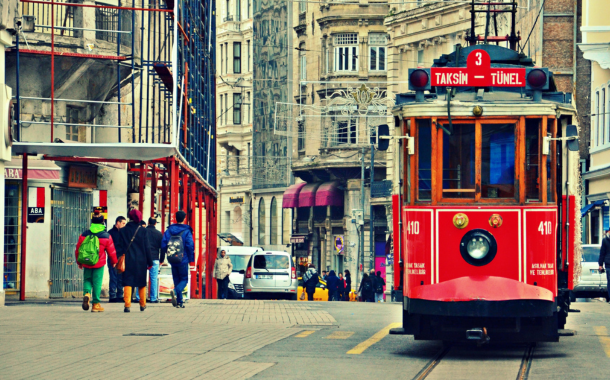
[369,144,375,272]
[357,147,365,287]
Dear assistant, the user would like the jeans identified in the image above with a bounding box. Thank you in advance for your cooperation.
[375,293,384,303]
[83,267,104,304]
[306,290,315,301]
[171,263,189,304]
[217,276,229,299]
[108,262,123,299]
[135,260,160,302]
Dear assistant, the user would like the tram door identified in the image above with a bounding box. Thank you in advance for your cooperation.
[50,189,92,298]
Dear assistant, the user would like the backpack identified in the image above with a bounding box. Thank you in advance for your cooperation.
[363,279,372,292]
[375,279,384,293]
[78,233,100,266]
[166,230,187,265]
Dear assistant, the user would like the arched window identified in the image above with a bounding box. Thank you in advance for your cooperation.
[258,197,266,245]
[270,197,278,245]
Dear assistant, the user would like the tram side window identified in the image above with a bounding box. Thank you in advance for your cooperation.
[525,119,540,201]
[481,124,516,199]
[442,124,476,198]
[418,120,432,201]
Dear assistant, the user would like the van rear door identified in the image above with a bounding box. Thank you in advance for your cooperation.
[274,255,292,289]
[251,253,276,289]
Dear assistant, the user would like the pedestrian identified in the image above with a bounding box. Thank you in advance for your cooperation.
[76,210,118,312]
[322,271,328,281]
[326,270,339,301]
[337,273,346,301]
[107,216,126,303]
[375,271,386,303]
[213,249,233,299]
[116,209,153,313]
[161,210,195,308]
[133,220,150,302]
[144,218,163,303]
[344,270,352,302]
[140,220,147,227]
[599,227,610,302]
[369,269,378,302]
[358,273,374,302]
[303,264,319,301]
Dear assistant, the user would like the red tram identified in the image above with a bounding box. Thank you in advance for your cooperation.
[390,45,581,343]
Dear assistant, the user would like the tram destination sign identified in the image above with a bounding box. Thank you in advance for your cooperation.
[430,49,526,88]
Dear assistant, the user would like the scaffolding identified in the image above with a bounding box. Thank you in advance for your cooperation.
[10,0,218,300]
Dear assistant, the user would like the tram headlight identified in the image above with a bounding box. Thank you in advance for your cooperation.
[466,237,490,260]
[459,229,498,266]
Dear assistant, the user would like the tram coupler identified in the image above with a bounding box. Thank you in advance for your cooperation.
[466,327,490,345]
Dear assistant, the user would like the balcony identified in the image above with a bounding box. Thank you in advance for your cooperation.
[219,156,253,188]
[223,15,234,22]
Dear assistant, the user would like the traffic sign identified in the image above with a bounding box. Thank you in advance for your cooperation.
[430,49,526,88]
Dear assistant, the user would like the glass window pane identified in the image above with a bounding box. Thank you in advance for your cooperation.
[442,124,476,198]
[418,120,432,201]
[525,119,540,200]
[481,124,516,198]
[379,47,385,70]
[351,47,357,71]
[258,198,266,244]
[370,47,377,70]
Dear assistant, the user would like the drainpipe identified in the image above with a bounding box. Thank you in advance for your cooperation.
[20,153,27,301]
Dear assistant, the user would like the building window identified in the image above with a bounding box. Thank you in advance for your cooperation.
[4,183,21,294]
[236,0,241,21]
[225,95,228,125]
[334,33,358,72]
[225,43,229,74]
[417,49,424,66]
[596,90,600,147]
[325,47,329,74]
[220,44,224,75]
[233,93,242,125]
[299,0,306,13]
[258,197,266,244]
[298,43,306,81]
[270,197,278,245]
[335,119,357,145]
[226,0,230,18]
[246,40,251,72]
[233,42,242,74]
[369,33,387,71]
[602,88,606,146]
[298,120,305,151]
[248,0,251,18]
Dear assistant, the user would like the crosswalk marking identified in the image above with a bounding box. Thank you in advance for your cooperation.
[295,330,316,338]
[325,331,354,340]
[346,323,401,355]
[593,326,610,358]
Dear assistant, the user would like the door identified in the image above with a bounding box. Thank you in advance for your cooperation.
[50,188,92,298]
[274,254,292,288]
[251,253,276,288]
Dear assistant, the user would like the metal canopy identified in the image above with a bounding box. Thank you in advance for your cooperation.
[12,142,177,161]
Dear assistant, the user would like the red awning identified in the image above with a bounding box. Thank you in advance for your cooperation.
[315,181,343,207]
[298,183,321,208]
[282,182,307,208]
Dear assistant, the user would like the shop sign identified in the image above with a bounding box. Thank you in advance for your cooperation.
[27,207,45,223]
[290,235,307,244]
[68,166,98,189]
[230,196,244,204]
[334,235,344,254]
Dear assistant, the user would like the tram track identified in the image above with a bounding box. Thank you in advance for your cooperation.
[412,343,536,380]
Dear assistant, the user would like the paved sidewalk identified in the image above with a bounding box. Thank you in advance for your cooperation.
[0,300,336,379]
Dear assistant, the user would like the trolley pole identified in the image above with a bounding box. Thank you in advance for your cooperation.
[358,147,365,286]
[370,145,375,272]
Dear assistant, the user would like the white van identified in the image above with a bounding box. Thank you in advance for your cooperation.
[217,246,263,298]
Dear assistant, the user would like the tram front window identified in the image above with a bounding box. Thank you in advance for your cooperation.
[442,124,476,198]
[482,123,516,198]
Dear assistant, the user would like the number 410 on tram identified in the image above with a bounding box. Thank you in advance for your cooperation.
[386,45,581,343]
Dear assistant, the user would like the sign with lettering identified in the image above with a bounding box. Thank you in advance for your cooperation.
[230,196,244,204]
[27,207,45,223]
[68,166,98,189]
[431,49,526,88]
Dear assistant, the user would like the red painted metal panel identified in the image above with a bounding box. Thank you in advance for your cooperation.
[392,194,401,289]
[561,195,577,289]
[402,208,434,296]
[408,276,554,302]
[436,208,521,284]
[524,209,558,295]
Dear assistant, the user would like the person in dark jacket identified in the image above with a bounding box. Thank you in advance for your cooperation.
[303,264,319,301]
[116,209,153,313]
[375,270,386,303]
[599,228,610,301]
[138,218,163,303]
[344,270,352,302]
[337,273,346,301]
[368,269,378,301]
[161,211,195,308]
[107,216,126,303]
[358,273,374,302]
[325,270,339,301]
[76,211,118,313]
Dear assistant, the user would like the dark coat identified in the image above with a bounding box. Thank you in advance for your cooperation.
[116,221,153,288]
[599,236,610,267]
[375,274,386,294]
[337,277,346,292]
[345,274,352,291]
[146,225,164,262]
[304,272,319,293]
[358,275,374,301]
[326,271,339,292]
